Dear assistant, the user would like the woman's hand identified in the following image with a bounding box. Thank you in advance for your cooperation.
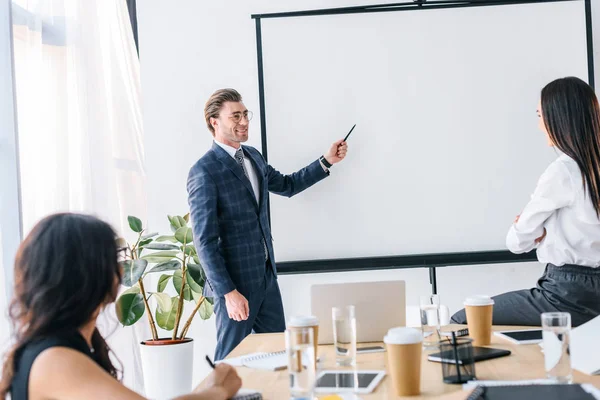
[194,363,242,400]
[535,228,547,244]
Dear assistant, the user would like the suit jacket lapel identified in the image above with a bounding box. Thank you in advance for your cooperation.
[243,146,265,208]
[212,143,258,209]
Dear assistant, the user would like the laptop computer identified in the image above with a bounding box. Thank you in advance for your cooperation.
[310,280,406,344]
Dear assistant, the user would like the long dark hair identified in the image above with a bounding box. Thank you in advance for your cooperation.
[0,213,123,397]
[541,77,600,217]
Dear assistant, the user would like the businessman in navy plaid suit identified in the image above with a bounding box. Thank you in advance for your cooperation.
[187,89,348,360]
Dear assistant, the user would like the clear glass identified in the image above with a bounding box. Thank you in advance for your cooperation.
[438,338,476,384]
[541,312,572,384]
[420,294,441,350]
[332,305,357,366]
[285,327,316,400]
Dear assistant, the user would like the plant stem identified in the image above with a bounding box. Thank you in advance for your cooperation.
[131,238,158,341]
[130,230,144,254]
[180,296,205,339]
[172,244,188,340]
[138,277,159,341]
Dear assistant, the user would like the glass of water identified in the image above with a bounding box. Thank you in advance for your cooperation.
[420,294,441,350]
[541,312,572,383]
[332,305,357,366]
[285,327,316,400]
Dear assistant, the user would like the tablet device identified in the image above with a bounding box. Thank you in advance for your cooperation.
[314,370,386,394]
[494,329,543,344]
[427,346,511,364]
[357,345,385,354]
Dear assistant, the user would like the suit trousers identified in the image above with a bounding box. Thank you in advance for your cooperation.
[451,263,600,327]
[213,260,286,361]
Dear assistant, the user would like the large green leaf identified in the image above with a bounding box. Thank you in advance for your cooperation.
[175,227,193,245]
[141,250,179,263]
[206,296,214,305]
[122,285,140,296]
[144,243,180,251]
[192,290,202,303]
[116,293,145,326]
[157,274,172,292]
[156,235,178,243]
[173,269,193,300]
[144,250,178,258]
[138,238,153,248]
[147,260,181,274]
[152,292,172,313]
[155,296,178,330]
[122,259,148,287]
[168,215,187,233]
[187,263,206,293]
[128,216,143,233]
[199,299,214,320]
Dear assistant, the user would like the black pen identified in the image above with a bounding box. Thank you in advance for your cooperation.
[343,124,356,142]
[205,355,216,369]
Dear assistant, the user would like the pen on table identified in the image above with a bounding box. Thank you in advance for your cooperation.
[205,355,216,369]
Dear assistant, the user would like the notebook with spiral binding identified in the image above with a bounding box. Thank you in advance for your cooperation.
[241,350,287,371]
[232,388,263,400]
[465,384,598,400]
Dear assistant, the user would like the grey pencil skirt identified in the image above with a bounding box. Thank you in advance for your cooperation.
[451,263,600,327]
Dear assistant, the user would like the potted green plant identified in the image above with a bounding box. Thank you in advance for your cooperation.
[115,214,213,399]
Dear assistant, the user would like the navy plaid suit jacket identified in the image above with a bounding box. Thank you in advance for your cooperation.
[187,142,328,297]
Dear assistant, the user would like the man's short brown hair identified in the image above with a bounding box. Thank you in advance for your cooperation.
[204,88,243,135]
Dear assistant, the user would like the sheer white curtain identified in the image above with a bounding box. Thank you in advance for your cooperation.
[11,0,147,392]
[0,243,10,371]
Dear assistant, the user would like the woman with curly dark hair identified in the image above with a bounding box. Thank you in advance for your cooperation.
[0,213,241,400]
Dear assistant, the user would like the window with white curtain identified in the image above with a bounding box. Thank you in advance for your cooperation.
[9,0,147,393]
[1,0,20,380]
[12,0,146,235]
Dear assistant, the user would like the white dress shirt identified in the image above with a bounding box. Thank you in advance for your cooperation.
[506,153,600,267]
[214,140,261,202]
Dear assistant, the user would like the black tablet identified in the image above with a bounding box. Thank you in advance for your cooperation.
[428,346,511,364]
[494,329,543,344]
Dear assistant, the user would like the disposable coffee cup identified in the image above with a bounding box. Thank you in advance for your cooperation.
[384,327,422,396]
[289,316,319,365]
[464,296,494,346]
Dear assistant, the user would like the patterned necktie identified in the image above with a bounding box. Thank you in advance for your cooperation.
[235,148,268,261]
[234,148,249,178]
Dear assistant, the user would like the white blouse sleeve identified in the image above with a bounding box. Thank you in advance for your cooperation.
[506,160,574,253]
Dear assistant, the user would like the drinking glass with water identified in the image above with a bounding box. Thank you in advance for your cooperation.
[285,327,316,400]
[332,305,357,366]
[541,312,572,384]
[420,294,441,350]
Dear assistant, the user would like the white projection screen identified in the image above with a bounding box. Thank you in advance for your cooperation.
[254,0,593,269]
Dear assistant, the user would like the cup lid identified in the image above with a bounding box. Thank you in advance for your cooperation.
[383,327,422,345]
[464,295,494,306]
[288,315,319,327]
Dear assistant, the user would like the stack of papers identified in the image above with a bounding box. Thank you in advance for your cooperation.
[571,315,600,375]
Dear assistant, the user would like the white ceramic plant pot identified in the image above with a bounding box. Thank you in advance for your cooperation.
[139,338,194,400]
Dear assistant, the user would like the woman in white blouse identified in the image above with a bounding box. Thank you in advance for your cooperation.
[452,77,600,327]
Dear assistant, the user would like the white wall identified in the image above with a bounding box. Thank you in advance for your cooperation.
[137,0,599,384]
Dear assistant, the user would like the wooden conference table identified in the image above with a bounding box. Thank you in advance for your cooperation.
[219,325,600,399]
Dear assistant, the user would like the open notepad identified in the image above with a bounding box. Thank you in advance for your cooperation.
[219,350,287,371]
[241,351,287,371]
